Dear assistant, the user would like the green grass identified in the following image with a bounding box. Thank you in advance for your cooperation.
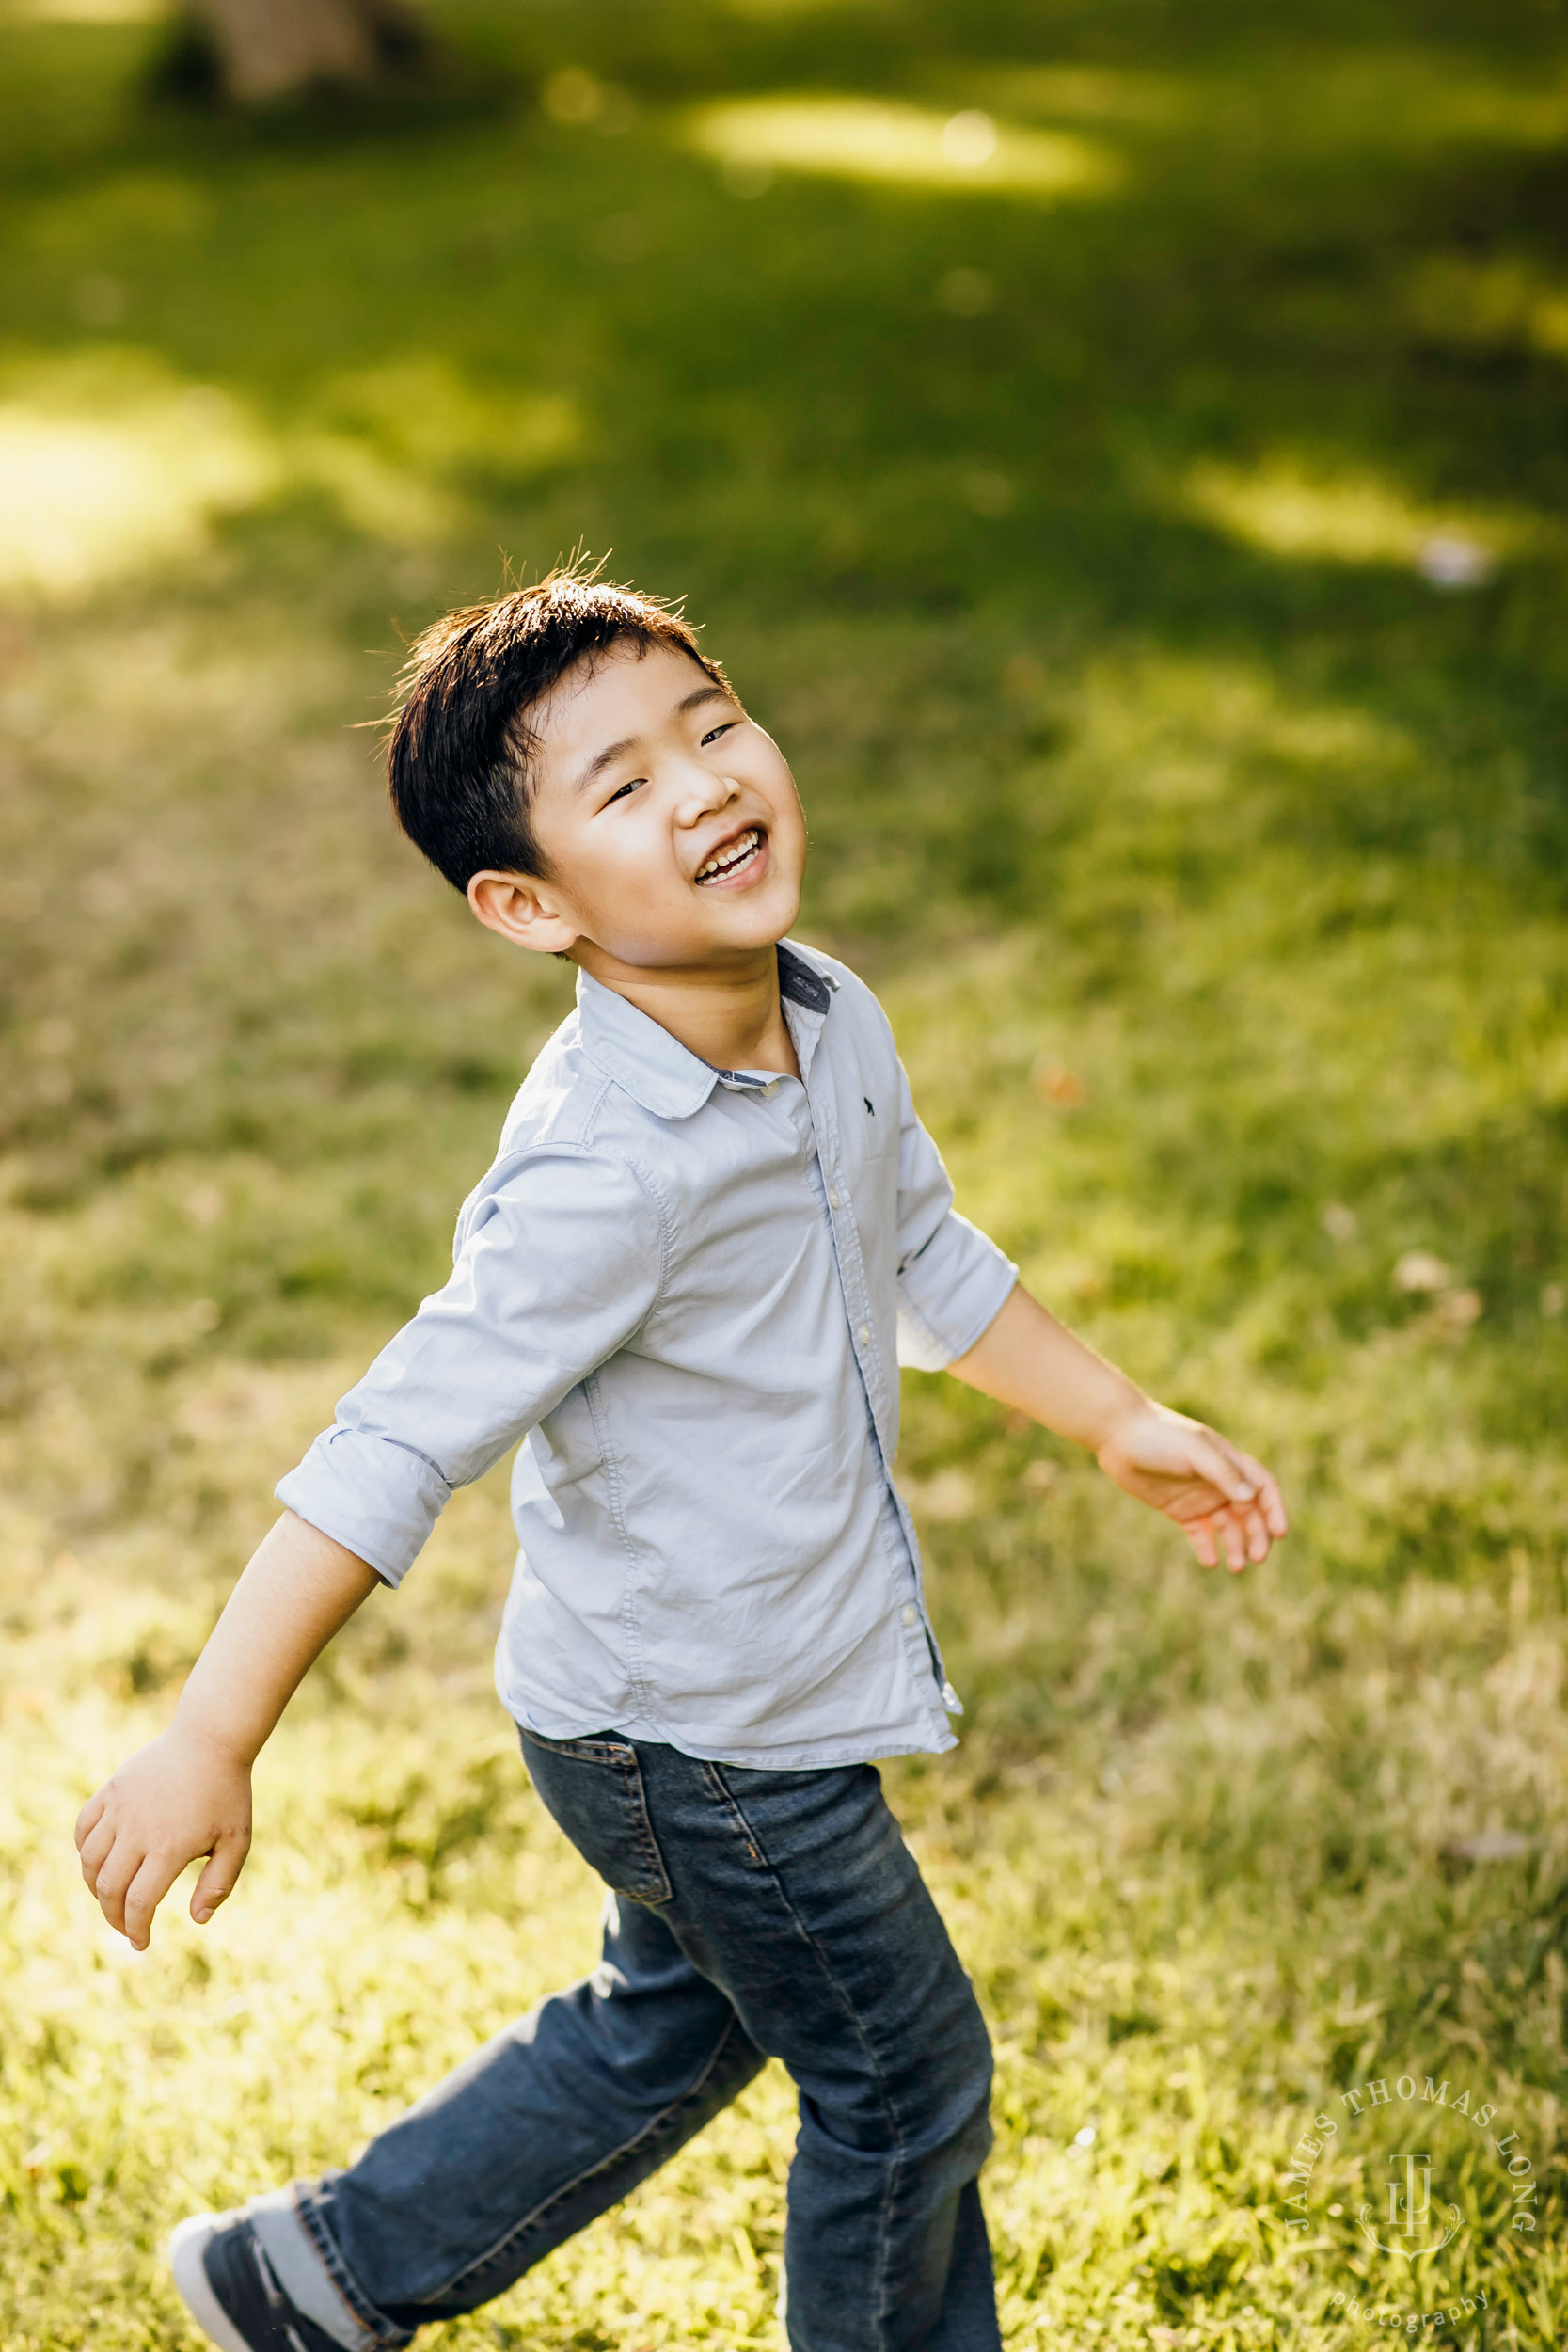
[2,0,1567,2344]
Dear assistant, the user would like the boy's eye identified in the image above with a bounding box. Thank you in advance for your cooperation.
[701,721,737,747]
[603,777,644,807]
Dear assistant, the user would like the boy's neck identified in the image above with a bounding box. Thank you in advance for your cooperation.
[574,940,801,1081]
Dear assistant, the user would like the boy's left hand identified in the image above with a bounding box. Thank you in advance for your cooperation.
[1094,1401,1287,1570]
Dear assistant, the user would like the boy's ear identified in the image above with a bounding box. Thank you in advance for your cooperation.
[467,870,580,957]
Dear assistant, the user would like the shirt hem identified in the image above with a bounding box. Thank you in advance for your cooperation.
[504,1693,958,1771]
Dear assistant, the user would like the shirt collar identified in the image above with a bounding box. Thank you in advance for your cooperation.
[777,940,833,1084]
[778,941,833,1017]
[575,942,836,1121]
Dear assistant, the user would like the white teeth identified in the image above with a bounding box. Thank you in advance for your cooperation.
[696,827,761,882]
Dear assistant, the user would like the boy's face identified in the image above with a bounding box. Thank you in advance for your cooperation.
[484,640,806,972]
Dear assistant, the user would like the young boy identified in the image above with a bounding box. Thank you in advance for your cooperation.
[76,570,1286,2352]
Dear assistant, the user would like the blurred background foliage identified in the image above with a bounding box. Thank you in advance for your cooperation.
[1,0,1566,2345]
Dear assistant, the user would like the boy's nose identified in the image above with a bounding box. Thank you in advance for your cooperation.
[675,766,739,825]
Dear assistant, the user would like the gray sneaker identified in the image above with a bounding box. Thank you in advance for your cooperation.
[169,2211,355,2352]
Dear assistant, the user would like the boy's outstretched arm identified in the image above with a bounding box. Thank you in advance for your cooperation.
[948,1282,1287,1571]
[74,1511,380,1951]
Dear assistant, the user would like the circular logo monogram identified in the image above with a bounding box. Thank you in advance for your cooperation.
[1279,2065,1536,2334]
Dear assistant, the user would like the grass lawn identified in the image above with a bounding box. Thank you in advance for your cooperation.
[2,0,1566,2344]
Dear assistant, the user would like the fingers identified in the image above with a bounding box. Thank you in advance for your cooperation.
[89,1839,144,1940]
[1187,1500,1266,1573]
[1235,1451,1290,1537]
[86,1823,244,1948]
[76,1809,118,1892]
[1227,1492,1271,1565]
[1216,1444,1288,1541]
[1215,1506,1248,1573]
[1135,1416,1286,1573]
[80,1808,184,1947]
[1184,1434,1288,1568]
[191,1827,251,1926]
[73,1733,256,1949]
[1185,1429,1260,1510]
[120,1847,189,1952]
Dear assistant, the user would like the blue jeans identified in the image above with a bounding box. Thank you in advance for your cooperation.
[291,1733,998,2352]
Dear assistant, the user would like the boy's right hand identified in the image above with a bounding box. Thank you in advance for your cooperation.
[75,1726,252,1952]
[71,1512,380,1953]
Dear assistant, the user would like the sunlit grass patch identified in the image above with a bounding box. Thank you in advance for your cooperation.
[685,96,1125,199]
[0,350,277,597]
[1403,252,1568,362]
[1176,453,1553,579]
[0,344,587,593]
[930,49,1568,166]
[9,0,167,19]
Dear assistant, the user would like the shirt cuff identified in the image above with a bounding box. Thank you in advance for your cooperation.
[896,1213,1017,1372]
[275,1425,451,1587]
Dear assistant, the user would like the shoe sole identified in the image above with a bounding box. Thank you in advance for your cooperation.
[169,2214,256,2352]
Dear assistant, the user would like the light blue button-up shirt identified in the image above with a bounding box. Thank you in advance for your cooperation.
[277,943,1016,1767]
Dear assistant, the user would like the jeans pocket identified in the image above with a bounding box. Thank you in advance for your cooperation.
[519,1730,673,1905]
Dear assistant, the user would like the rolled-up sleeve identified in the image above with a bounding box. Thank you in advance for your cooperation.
[892,1060,1017,1372]
[276,1148,666,1583]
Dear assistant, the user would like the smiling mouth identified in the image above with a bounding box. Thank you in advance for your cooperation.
[694,826,765,885]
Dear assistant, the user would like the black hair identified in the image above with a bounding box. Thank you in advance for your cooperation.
[386,564,729,890]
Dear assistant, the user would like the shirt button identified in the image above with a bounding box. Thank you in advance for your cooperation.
[828,1188,841,1209]
[901,1603,917,1627]
[762,1080,779,1098]
[858,1323,871,1345]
